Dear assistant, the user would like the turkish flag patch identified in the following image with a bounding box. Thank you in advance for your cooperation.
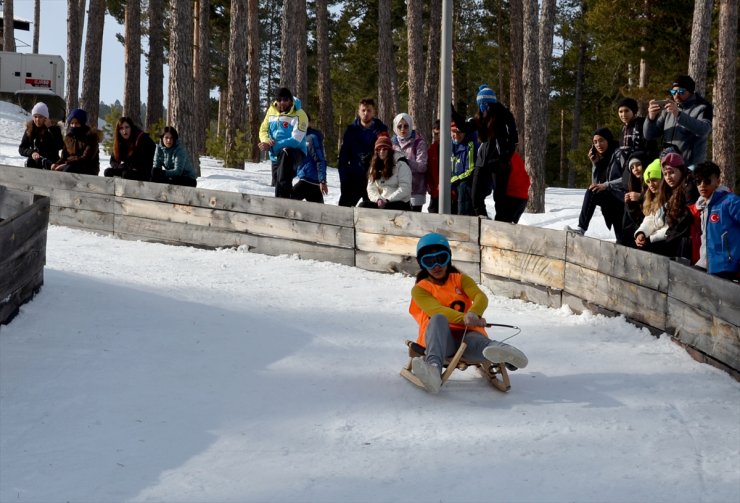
[710,213,720,223]
[282,121,289,128]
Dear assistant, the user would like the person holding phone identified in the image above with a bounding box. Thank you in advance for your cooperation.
[644,75,712,169]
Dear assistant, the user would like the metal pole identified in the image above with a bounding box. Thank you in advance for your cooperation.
[438,0,453,214]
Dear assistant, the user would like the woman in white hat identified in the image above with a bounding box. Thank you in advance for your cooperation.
[18,102,64,170]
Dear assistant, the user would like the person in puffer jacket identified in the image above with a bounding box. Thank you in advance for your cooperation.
[391,113,428,212]
[293,123,328,204]
[150,126,197,187]
[360,133,412,211]
[690,161,739,280]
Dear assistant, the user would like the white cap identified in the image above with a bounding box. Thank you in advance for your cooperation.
[31,102,49,119]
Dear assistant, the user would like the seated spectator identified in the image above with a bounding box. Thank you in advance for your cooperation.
[293,121,328,203]
[622,151,648,247]
[104,117,156,181]
[359,133,412,210]
[566,128,625,242]
[51,108,101,175]
[690,162,739,280]
[634,153,695,260]
[392,113,428,212]
[450,121,477,216]
[18,102,63,170]
[150,126,198,187]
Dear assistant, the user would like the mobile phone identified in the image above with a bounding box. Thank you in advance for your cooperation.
[654,99,670,107]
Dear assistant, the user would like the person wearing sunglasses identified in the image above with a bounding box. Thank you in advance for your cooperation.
[408,233,528,393]
[391,113,428,212]
[644,75,713,169]
[258,87,309,199]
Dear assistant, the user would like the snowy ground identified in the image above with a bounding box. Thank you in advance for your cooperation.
[1,102,739,502]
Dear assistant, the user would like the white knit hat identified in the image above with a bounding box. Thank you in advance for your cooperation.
[31,102,49,119]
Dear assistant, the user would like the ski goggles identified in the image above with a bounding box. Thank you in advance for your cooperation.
[419,250,451,270]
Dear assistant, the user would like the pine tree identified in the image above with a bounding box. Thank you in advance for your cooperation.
[124,0,142,125]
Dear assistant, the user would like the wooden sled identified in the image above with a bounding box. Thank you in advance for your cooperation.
[400,339,511,392]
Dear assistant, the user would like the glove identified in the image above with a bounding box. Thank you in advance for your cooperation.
[377,198,386,209]
[463,311,485,327]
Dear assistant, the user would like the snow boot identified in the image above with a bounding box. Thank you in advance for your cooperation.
[483,341,528,369]
[411,357,442,394]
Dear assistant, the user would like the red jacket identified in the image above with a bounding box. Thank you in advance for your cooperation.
[506,151,530,200]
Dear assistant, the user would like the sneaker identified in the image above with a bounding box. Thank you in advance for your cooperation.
[411,357,442,394]
[565,224,585,235]
[483,341,528,369]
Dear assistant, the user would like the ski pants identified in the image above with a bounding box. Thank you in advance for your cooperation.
[423,314,492,368]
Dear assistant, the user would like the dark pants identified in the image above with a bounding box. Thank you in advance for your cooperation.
[104,166,151,181]
[274,148,305,199]
[292,180,324,203]
[358,200,411,211]
[472,163,493,217]
[25,157,52,169]
[578,188,624,243]
[338,172,370,207]
[452,180,474,216]
[427,197,439,214]
[494,196,528,224]
[62,163,99,176]
[151,168,197,187]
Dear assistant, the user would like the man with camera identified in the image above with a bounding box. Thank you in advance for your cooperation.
[644,75,712,169]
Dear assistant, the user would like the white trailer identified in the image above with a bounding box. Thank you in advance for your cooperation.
[0,52,66,120]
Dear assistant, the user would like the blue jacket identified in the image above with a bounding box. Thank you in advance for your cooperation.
[695,189,740,275]
[450,137,478,184]
[259,98,309,161]
[153,140,196,180]
[337,117,388,182]
[296,128,327,184]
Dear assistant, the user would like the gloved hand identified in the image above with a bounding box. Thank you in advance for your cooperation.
[463,311,486,327]
[377,198,387,209]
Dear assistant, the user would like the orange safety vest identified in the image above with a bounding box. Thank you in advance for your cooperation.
[408,272,487,347]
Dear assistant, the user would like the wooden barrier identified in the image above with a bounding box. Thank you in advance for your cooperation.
[0,186,50,325]
[0,165,737,376]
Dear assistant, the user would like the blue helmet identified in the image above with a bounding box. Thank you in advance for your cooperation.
[416,233,451,266]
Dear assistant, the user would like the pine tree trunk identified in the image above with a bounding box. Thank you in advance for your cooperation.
[568,40,587,188]
[508,0,524,144]
[225,0,248,169]
[169,0,200,176]
[713,0,737,188]
[33,0,40,54]
[688,0,714,95]
[280,1,296,91]
[295,0,308,101]
[247,0,261,162]
[65,0,84,110]
[3,0,16,52]
[124,0,142,125]
[146,0,164,129]
[377,0,394,124]
[423,0,441,133]
[80,0,105,127]
[194,0,210,154]
[407,0,424,133]
[315,0,335,161]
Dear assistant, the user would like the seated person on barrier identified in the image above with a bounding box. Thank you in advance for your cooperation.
[18,102,64,170]
[690,161,739,281]
[407,232,528,394]
[150,126,198,187]
[104,117,156,181]
[51,109,101,175]
[359,133,412,210]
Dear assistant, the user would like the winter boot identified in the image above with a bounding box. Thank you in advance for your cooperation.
[411,357,442,394]
[483,341,528,369]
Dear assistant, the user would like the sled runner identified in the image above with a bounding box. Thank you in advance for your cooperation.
[400,339,512,392]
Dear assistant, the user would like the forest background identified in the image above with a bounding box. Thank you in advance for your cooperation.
[2,0,738,211]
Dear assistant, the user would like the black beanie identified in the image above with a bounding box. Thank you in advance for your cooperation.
[276,87,293,101]
[593,127,614,143]
[617,97,638,114]
[672,75,696,94]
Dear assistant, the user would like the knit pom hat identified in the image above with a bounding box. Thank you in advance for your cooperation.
[67,108,87,126]
[476,84,497,112]
[31,102,49,119]
[617,97,638,114]
[374,133,392,151]
[644,159,662,182]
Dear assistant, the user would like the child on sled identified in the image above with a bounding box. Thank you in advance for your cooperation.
[408,233,528,393]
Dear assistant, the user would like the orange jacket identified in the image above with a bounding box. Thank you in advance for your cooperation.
[408,272,488,347]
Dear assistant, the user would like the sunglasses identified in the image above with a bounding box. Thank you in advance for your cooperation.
[669,88,686,96]
[419,250,451,270]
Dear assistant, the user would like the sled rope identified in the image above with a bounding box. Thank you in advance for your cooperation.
[485,323,521,342]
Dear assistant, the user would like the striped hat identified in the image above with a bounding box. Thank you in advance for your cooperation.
[476,84,497,112]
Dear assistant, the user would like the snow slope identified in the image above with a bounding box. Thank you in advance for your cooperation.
[0,101,738,502]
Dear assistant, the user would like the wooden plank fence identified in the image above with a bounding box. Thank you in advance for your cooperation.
[1,165,737,377]
[0,185,50,325]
